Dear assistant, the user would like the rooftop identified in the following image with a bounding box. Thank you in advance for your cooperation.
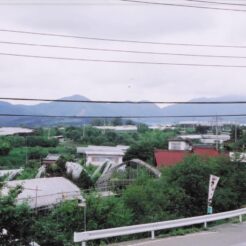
[1,177,83,209]
[77,145,129,156]
[43,154,61,161]
[155,147,222,168]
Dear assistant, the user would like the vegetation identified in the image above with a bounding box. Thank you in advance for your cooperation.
[1,125,246,245]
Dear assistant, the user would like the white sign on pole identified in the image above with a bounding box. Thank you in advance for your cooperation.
[208,174,220,205]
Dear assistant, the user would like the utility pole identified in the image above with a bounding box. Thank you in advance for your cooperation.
[235,123,237,143]
[48,128,50,140]
[25,136,28,167]
[82,125,85,139]
[215,116,219,151]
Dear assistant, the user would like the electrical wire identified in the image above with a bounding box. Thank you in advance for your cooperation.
[1,113,246,119]
[2,97,246,104]
[2,52,246,68]
[185,0,246,7]
[119,0,246,12]
[3,41,246,59]
[1,29,246,49]
[0,0,246,10]
[0,0,134,5]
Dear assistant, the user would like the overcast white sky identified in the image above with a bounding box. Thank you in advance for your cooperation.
[1,0,246,104]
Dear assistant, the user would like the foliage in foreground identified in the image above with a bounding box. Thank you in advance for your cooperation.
[1,155,246,245]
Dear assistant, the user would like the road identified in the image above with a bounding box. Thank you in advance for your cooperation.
[112,223,246,246]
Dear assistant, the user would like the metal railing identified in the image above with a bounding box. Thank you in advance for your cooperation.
[74,207,246,245]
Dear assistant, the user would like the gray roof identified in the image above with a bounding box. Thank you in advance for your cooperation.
[1,177,83,209]
[43,154,61,161]
[77,145,129,156]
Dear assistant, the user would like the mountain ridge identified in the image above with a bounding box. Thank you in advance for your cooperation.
[0,95,246,126]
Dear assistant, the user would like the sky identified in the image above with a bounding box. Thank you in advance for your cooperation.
[1,0,246,104]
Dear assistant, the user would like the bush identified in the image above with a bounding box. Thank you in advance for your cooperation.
[0,141,11,156]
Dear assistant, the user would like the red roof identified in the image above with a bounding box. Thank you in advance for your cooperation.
[155,147,221,168]
[193,147,220,157]
[155,150,189,167]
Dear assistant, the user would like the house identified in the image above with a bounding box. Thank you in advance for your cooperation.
[94,125,137,132]
[193,146,222,157]
[155,138,221,168]
[1,177,84,209]
[42,154,61,166]
[168,138,192,151]
[155,150,189,167]
[178,134,230,145]
[77,145,129,166]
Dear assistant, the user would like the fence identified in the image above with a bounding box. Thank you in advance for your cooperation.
[74,207,246,245]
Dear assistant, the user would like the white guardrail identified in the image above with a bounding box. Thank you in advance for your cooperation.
[74,208,246,245]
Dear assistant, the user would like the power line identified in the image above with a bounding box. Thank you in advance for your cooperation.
[185,0,246,7]
[0,2,134,5]
[119,0,246,12]
[0,0,135,5]
[2,97,246,105]
[3,40,246,59]
[1,113,246,119]
[2,52,246,68]
[1,29,246,49]
[0,0,246,9]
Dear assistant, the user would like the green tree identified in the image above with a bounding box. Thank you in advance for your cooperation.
[111,118,123,126]
[33,201,83,246]
[86,194,133,230]
[0,187,34,245]
[0,141,11,156]
[195,125,210,134]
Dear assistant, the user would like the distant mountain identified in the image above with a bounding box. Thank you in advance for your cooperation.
[0,95,246,127]
[161,95,246,122]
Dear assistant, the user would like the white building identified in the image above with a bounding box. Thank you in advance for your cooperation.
[178,134,230,145]
[168,139,192,151]
[0,127,33,136]
[94,125,137,132]
[1,177,83,209]
[77,145,129,166]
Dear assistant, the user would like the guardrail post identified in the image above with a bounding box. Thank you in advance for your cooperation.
[204,221,207,229]
[82,242,86,246]
[151,231,155,240]
[239,215,243,223]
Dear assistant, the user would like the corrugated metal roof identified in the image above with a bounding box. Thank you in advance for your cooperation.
[155,147,221,168]
[1,177,83,209]
[43,154,61,161]
[155,150,189,167]
[77,145,129,156]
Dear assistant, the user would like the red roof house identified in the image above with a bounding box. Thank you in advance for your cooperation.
[193,146,221,157]
[154,150,189,167]
[155,146,221,168]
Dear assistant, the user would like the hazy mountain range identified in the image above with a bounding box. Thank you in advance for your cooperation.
[0,95,246,127]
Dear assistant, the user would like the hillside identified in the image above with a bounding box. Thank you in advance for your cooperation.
[0,95,246,126]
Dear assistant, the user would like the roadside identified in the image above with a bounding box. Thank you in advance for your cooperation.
[110,222,246,246]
